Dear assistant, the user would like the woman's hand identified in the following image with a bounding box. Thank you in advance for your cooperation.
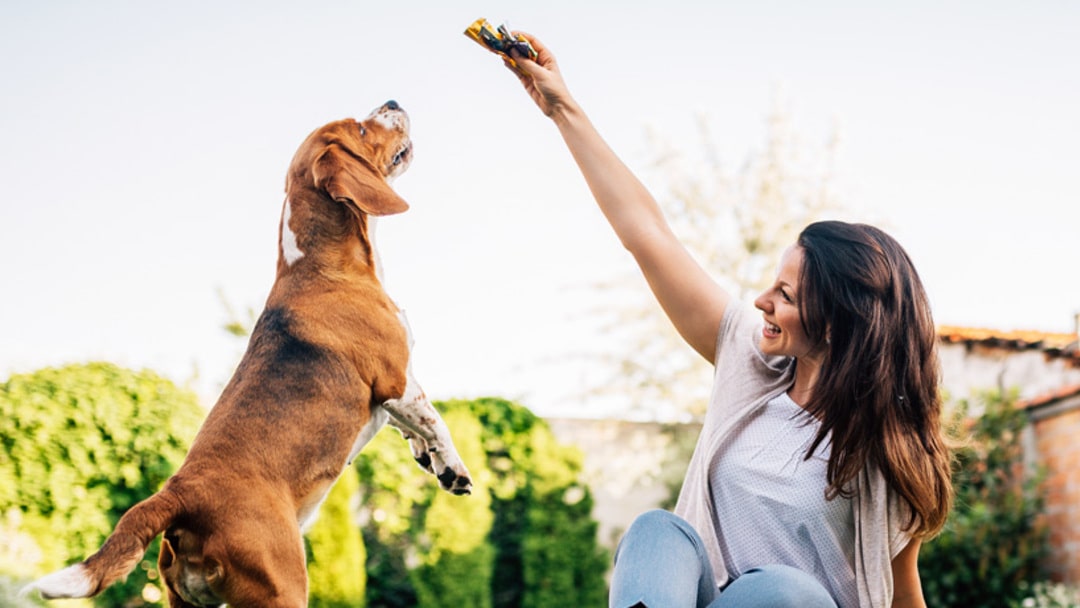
[504,32,576,119]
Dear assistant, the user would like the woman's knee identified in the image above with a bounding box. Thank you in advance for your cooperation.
[625,509,682,536]
[626,509,699,542]
[717,564,837,608]
[617,510,703,559]
[611,511,718,608]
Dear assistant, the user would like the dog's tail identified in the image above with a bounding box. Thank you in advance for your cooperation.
[20,487,181,600]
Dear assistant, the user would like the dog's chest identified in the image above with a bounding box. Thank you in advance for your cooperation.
[347,405,389,466]
[369,216,387,284]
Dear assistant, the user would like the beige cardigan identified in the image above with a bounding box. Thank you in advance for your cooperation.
[674,304,910,608]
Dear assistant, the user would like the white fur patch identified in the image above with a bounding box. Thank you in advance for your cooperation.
[281,199,303,266]
[347,405,389,465]
[368,111,403,132]
[397,310,416,352]
[21,563,94,599]
[368,217,387,283]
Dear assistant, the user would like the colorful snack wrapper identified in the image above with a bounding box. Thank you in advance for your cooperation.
[464,18,538,74]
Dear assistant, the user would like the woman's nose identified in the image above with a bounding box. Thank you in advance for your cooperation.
[753,292,770,312]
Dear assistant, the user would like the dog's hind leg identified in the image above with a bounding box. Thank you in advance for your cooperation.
[212,508,309,608]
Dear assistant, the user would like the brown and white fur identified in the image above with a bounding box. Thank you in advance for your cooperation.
[23,100,472,607]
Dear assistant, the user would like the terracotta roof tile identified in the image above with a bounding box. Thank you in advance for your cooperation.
[1019,383,1080,409]
[937,325,1078,351]
[937,325,1080,368]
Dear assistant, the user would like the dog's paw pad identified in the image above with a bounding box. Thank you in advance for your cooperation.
[437,467,457,487]
[437,468,472,495]
[415,453,433,471]
[451,476,472,496]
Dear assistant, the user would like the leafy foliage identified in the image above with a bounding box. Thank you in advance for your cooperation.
[920,389,1049,607]
[445,398,608,608]
[1011,582,1080,608]
[0,363,204,606]
[410,409,495,608]
[307,466,366,608]
[358,398,608,608]
[353,412,434,608]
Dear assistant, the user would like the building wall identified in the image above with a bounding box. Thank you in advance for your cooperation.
[1030,397,1080,584]
[938,341,1080,582]
[545,418,698,549]
[938,342,1080,404]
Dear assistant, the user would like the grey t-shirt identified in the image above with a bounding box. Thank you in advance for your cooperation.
[711,391,857,607]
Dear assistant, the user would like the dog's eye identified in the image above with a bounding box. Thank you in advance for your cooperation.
[358,125,367,136]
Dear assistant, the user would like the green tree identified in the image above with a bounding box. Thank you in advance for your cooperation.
[519,427,607,608]
[920,389,1049,607]
[452,398,608,608]
[0,363,204,607]
[355,418,439,608]
[307,466,366,608]
[410,409,495,608]
[358,398,608,608]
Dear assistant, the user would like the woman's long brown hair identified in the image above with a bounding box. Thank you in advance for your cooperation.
[797,221,952,537]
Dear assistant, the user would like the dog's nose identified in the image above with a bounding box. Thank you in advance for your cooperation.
[385,100,400,111]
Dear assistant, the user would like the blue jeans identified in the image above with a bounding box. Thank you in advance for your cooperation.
[609,510,839,608]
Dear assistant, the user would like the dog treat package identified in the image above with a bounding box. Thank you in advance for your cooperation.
[464,18,538,74]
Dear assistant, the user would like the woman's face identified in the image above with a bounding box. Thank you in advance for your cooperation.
[753,245,825,362]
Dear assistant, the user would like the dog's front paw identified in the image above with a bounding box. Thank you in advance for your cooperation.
[436,466,472,496]
[407,436,437,475]
[414,450,434,474]
[383,401,472,495]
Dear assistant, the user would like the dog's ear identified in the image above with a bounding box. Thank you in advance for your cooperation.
[313,145,409,216]
[159,535,176,570]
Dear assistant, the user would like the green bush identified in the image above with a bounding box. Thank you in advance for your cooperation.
[447,398,609,608]
[354,410,441,608]
[307,466,367,607]
[0,363,204,607]
[1012,582,1080,608]
[920,389,1049,607]
[410,409,495,608]
[358,398,609,608]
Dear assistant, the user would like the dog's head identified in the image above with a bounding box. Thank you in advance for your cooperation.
[287,100,413,216]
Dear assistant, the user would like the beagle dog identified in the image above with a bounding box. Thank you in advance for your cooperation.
[24,100,472,607]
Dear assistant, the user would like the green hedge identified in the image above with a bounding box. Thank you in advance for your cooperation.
[919,389,1049,607]
[0,363,203,606]
[357,397,609,608]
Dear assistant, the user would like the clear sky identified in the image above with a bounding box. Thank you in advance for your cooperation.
[2,1,1077,417]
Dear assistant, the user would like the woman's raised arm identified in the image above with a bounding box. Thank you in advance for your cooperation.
[507,33,731,363]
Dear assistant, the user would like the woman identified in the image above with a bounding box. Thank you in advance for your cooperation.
[500,33,952,608]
